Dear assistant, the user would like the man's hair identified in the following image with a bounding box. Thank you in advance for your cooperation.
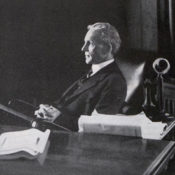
[87,22,121,55]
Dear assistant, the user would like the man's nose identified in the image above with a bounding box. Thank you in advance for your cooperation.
[81,43,87,52]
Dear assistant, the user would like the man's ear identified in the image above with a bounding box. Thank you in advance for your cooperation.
[102,43,112,56]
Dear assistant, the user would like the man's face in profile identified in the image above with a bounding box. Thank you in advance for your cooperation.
[81,29,111,64]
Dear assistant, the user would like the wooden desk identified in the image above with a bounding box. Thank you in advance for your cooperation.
[0,128,175,175]
[162,120,175,140]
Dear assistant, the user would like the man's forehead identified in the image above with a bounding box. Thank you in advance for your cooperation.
[84,29,102,41]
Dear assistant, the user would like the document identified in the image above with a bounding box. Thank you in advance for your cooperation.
[78,111,167,140]
[0,128,50,159]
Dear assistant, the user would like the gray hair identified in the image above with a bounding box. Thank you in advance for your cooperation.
[87,22,121,55]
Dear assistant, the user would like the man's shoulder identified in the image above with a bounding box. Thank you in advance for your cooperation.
[104,71,126,87]
[104,62,126,81]
[92,61,126,86]
[98,61,121,74]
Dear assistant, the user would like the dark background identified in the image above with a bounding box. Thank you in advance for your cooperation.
[0,0,174,105]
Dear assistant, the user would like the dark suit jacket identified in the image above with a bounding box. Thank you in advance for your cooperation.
[53,62,127,131]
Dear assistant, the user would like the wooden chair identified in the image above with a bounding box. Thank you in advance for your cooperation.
[117,60,146,114]
[162,80,175,115]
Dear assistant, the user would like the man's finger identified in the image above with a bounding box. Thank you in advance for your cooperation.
[43,108,52,118]
[40,104,50,109]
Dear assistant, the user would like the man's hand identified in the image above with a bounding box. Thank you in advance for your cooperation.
[34,104,61,122]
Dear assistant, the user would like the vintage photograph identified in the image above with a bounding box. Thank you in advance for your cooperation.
[0,0,175,174]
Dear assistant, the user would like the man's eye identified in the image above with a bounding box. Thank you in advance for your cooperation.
[84,41,90,47]
[90,42,95,46]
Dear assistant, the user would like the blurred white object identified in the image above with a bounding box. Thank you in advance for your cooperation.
[0,128,50,157]
[79,111,167,140]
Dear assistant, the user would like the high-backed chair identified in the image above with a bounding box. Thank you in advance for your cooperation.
[162,79,175,115]
[117,60,146,114]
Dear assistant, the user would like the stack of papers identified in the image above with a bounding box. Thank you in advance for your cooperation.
[0,128,50,159]
[78,111,167,140]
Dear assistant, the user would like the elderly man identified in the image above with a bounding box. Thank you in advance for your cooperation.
[35,22,127,131]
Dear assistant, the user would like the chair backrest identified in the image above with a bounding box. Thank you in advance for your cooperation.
[162,80,175,115]
[117,60,146,102]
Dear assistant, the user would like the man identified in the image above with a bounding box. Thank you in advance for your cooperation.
[35,22,127,131]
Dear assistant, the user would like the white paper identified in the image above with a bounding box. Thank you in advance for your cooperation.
[0,128,50,156]
[78,111,167,140]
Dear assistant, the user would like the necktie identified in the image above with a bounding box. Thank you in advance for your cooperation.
[78,69,92,86]
[87,69,93,78]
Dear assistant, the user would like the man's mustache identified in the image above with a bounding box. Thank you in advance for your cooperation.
[85,52,90,57]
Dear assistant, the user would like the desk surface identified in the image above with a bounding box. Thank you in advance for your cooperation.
[0,127,175,175]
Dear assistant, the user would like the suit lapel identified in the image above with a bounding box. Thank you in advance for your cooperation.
[68,74,104,98]
[63,62,119,101]
[57,72,90,103]
[60,80,78,98]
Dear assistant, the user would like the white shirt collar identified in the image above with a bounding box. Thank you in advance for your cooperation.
[91,59,114,76]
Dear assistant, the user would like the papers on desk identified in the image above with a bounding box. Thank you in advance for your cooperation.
[0,128,50,159]
[78,112,167,140]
